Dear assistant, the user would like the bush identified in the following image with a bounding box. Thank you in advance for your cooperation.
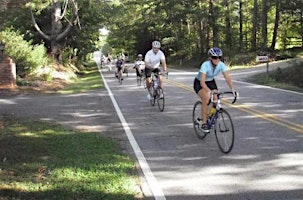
[0,28,49,77]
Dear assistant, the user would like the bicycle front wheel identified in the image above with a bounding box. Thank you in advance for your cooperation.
[149,88,155,106]
[156,87,164,112]
[214,108,234,154]
[192,101,207,140]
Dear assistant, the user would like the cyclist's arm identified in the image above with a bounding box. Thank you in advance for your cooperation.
[223,71,235,92]
[200,73,211,93]
[161,58,167,72]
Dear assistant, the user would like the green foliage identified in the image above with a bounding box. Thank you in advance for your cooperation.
[0,28,49,77]
[0,115,139,200]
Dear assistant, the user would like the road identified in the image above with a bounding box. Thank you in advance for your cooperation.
[100,62,303,200]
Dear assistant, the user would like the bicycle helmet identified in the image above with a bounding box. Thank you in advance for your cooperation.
[152,40,161,48]
[137,54,143,58]
[208,47,223,57]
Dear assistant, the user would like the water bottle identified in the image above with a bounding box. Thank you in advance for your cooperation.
[209,105,216,117]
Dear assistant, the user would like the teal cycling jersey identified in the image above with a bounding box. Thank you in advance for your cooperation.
[195,60,227,81]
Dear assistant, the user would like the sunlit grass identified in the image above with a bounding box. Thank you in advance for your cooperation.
[58,61,104,94]
[0,115,140,200]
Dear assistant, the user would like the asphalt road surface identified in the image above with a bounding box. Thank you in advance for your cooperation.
[100,61,303,200]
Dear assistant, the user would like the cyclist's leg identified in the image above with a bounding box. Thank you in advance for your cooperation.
[135,67,140,77]
[145,68,152,89]
[118,66,123,79]
[194,78,208,124]
[159,72,163,88]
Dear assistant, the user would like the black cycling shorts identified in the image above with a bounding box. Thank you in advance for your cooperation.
[145,68,160,78]
[193,78,218,94]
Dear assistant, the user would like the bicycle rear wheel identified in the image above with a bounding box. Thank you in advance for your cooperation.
[192,101,207,139]
[156,87,164,112]
[137,76,141,86]
[214,108,234,154]
[143,77,146,89]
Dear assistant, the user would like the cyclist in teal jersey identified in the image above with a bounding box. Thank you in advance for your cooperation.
[193,47,236,133]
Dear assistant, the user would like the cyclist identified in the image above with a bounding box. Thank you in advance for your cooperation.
[133,54,145,78]
[193,47,236,133]
[115,56,124,80]
[144,40,167,99]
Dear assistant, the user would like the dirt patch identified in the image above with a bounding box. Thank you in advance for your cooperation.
[0,79,68,96]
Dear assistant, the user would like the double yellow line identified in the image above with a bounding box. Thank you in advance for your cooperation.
[164,78,303,134]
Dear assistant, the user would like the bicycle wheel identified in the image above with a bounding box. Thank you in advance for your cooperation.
[149,87,155,106]
[156,87,164,112]
[143,77,146,89]
[137,76,141,86]
[192,101,207,139]
[214,108,234,154]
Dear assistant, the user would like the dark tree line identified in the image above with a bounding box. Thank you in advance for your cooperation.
[1,0,302,63]
[106,0,303,61]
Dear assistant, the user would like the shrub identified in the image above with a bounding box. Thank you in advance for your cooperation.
[0,28,49,77]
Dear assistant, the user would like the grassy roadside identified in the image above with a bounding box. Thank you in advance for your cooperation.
[0,61,142,200]
[246,61,303,93]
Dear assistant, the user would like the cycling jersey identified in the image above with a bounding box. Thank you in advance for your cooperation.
[195,60,227,81]
[144,49,165,69]
[134,60,145,70]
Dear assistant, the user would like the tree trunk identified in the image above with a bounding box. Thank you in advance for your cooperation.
[261,0,268,51]
[225,0,232,49]
[239,0,243,50]
[270,0,280,51]
[31,0,79,61]
[251,0,258,50]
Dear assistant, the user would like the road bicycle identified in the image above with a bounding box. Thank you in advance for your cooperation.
[136,69,145,86]
[148,71,165,112]
[115,67,123,84]
[192,91,238,153]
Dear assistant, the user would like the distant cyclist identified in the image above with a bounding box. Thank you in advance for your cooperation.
[115,56,124,80]
[133,54,145,78]
[193,47,237,133]
[144,40,167,99]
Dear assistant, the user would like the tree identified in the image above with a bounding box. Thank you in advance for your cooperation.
[29,0,79,61]
[270,0,280,50]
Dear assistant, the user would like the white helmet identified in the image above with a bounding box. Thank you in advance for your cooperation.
[152,41,161,48]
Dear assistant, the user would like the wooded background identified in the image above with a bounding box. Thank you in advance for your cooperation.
[0,0,302,63]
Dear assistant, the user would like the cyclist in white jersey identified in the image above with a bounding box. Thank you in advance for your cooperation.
[193,47,236,133]
[133,54,145,77]
[144,41,167,99]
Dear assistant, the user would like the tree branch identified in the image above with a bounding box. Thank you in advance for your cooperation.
[30,10,50,41]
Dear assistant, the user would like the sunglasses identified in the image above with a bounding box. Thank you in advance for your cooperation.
[211,56,221,60]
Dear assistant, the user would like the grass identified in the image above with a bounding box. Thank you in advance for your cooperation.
[247,63,303,93]
[0,61,142,200]
[58,62,104,94]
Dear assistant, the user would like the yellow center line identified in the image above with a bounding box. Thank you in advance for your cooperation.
[164,78,303,134]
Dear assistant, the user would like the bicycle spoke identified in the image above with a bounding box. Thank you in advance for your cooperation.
[214,109,234,153]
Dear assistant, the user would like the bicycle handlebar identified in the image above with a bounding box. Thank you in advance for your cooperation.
[210,91,238,104]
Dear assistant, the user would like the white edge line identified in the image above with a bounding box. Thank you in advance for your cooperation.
[98,67,166,200]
